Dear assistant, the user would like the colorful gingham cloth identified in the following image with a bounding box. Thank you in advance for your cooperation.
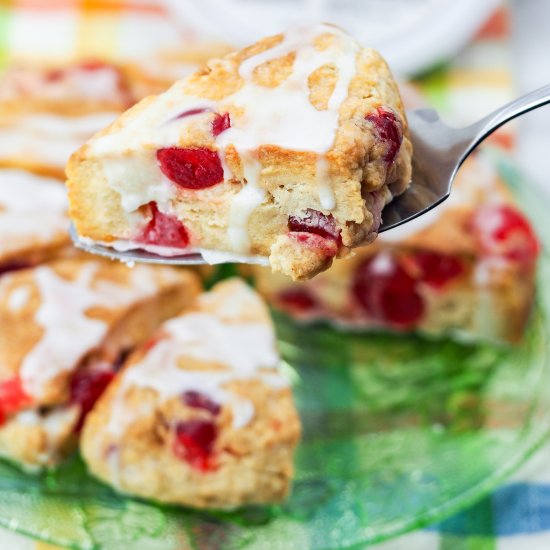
[0,2,547,549]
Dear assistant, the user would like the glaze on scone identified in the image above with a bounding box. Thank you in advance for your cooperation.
[254,154,539,343]
[67,24,412,280]
[0,169,70,273]
[0,62,135,178]
[0,258,201,469]
[81,279,301,509]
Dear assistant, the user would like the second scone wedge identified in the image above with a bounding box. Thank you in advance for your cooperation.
[0,258,200,469]
[81,279,301,509]
[67,23,412,280]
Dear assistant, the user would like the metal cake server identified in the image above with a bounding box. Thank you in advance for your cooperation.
[70,83,550,266]
[379,83,550,231]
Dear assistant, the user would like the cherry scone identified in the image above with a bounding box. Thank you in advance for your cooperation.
[255,154,539,343]
[0,169,70,275]
[0,61,135,178]
[67,23,412,280]
[0,258,200,470]
[81,279,301,509]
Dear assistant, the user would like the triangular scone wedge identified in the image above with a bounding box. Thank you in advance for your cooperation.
[0,62,133,178]
[67,23,412,281]
[81,279,301,509]
[0,169,70,273]
[254,153,539,343]
[0,258,201,469]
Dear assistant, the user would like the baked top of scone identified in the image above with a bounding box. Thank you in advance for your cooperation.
[0,169,69,266]
[67,23,412,280]
[106,278,289,431]
[0,258,198,407]
[81,278,300,508]
[0,61,134,177]
[0,61,134,116]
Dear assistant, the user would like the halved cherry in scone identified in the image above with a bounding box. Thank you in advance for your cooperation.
[70,369,115,432]
[353,254,424,329]
[172,390,222,472]
[473,204,539,264]
[365,107,403,164]
[352,250,466,329]
[277,288,319,313]
[137,202,190,249]
[0,376,32,426]
[407,251,466,289]
[173,418,219,472]
[288,209,342,258]
[157,147,224,190]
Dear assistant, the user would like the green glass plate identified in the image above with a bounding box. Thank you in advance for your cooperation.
[1,153,550,549]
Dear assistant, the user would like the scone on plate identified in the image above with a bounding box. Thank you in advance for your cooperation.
[255,154,539,343]
[67,23,412,280]
[81,279,301,509]
[0,61,134,116]
[0,258,200,469]
[0,169,70,274]
[0,61,135,178]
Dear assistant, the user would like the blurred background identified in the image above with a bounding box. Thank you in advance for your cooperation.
[0,1,549,549]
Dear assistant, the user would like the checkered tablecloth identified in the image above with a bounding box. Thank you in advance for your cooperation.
[1,1,549,548]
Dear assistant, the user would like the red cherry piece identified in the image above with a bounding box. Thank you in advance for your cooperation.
[352,253,425,328]
[137,202,190,249]
[473,204,540,263]
[288,209,341,243]
[212,112,231,137]
[78,60,108,72]
[0,376,32,425]
[157,147,224,190]
[173,107,209,121]
[365,107,403,164]
[277,288,318,312]
[289,232,338,257]
[182,391,221,416]
[411,251,465,289]
[70,369,115,432]
[0,261,32,277]
[173,419,218,471]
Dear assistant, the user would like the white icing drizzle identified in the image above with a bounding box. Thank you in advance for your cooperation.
[8,287,30,312]
[227,158,265,251]
[107,284,286,436]
[91,24,358,254]
[0,65,125,104]
[0,112,118,168]
[316,155,335,210]
[19,262,163,399]
[0,169,68,256]
[217,24,358,243]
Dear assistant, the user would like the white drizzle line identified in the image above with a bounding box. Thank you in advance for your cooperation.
[90,24,359,255]
[217,24,359,247]
[316,155,335,210]
[0,169,67,256]
[19,263,161,399]
[107,286,286,437]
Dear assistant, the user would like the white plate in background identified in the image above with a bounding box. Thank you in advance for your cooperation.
[163,0,500,76]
